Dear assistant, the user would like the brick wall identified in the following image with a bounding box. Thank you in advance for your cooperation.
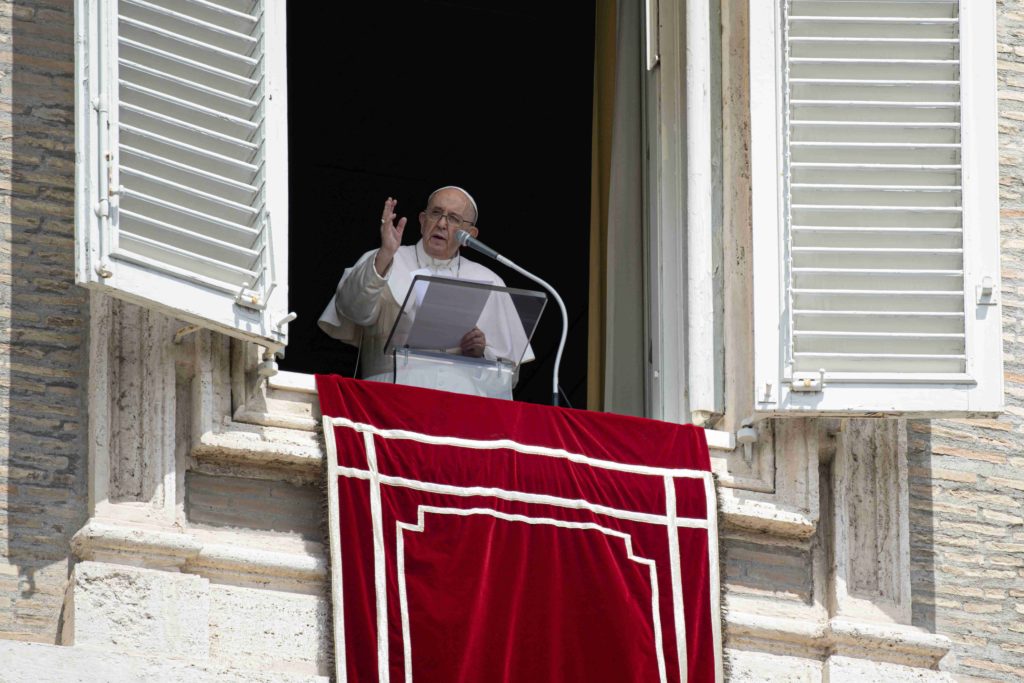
[0,0,88,642]
[905,3,1024,680]
[186,472,323,542]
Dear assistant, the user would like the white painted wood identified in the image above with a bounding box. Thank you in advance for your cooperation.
[75,0,291,351]
[686,0,723,420]
[646,0,689,423]
[749,0,1002,415]
[750,0,785,412]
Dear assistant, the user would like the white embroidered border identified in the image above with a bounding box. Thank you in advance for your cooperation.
[323,415,347,682]
[704,474,724,683]
[364,432,390,683]
[664,477,688,682]
[327,416,710,479]
[334,465,707,529]
[324,415,723,683]
[396,506,669,683]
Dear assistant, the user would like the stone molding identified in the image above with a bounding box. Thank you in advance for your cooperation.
[71,520,326,585]
[726,610,952,671]
[0,641,329,683]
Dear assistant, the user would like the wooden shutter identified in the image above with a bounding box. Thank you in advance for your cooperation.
[750,0,1000,415]
[75,0,290,349]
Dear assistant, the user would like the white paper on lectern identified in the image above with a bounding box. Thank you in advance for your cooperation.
[405,276,492,350]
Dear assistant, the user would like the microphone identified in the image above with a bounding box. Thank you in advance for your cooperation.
[455,229,500,261]
[455,229,569,407]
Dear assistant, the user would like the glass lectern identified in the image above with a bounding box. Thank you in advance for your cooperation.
[382,275,546,400]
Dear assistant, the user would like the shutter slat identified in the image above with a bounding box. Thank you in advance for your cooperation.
[120,37,259,96]
[120,16,258,74]
[796,332,964,340]
[119,81,260,133]
[789,17,957,25]
[120,209,260,267]
[792,247,962,255]
[120,144,261,198]
[120,108,258,158]
[792,121,960,127]
[792,206,961,212]
[120,59,260,113]
[791,101,958,108]
[117,230,259,284]
[120,165,261,225]
[794,184,961,191]
[119,122,260,184]
[122,0,258,45]
[120,187,259,241]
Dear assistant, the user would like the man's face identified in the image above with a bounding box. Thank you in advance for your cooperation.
[419,188,478,260]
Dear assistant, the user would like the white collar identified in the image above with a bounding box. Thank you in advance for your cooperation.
[415,239,460,273]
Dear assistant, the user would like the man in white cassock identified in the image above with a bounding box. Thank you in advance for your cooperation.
[318,186,533,392]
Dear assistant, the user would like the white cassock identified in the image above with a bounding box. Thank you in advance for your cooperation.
[318,240,535,390]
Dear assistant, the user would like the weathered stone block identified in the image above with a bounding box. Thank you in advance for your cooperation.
[209,584,328,677]
[64,561,209,660]
[824,656,953,682]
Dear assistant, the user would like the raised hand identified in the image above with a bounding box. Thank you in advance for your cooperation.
[374,196,407,275]
[460,327,486,358]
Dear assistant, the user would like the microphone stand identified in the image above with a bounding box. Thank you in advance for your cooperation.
[456,230,568,406]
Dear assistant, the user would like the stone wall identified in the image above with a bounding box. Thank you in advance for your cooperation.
[0,0,88,642]
[900,4,1024,679]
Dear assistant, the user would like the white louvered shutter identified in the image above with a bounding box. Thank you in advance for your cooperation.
[75,0,290,350]
[750,0,1001,415]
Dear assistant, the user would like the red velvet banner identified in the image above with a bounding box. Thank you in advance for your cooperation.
[317,376,721,683]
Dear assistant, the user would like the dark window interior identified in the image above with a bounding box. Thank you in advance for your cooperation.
[284,0,595,407]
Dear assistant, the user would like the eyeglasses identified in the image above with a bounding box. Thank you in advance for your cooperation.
[425,207,473,230]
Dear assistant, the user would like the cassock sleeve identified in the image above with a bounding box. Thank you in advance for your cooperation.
[317,249,389,344]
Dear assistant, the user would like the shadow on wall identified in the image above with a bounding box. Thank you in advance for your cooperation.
[2,0,89,642]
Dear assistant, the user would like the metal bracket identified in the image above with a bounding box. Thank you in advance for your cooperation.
[790,369,825,393]
[172,324,202,345]
[736,424,758,464]
[234,280,264,310]
[977,276,998,306]
[257,350,279,378]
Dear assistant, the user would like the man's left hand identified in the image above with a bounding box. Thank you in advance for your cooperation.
[460,327,486,357]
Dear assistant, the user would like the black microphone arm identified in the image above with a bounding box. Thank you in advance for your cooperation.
[455,229,568,406]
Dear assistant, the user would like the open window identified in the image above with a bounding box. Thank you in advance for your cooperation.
[74,0,723,422]
[75,0,291,351]
[749,0,1001,415]
[281,1,595,408]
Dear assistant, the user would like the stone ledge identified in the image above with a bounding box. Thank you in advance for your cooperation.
[829,618,952,669]
[193,426,324,472]
[720,494,818,538]
[0,641,328,683]
[71,520,327,585]
[726,610,952,670]
[231,408,319,432]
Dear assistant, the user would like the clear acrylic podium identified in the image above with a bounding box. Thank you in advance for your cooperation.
[382,275,546,400]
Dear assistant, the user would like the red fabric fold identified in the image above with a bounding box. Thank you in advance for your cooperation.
[317,376,718,683]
